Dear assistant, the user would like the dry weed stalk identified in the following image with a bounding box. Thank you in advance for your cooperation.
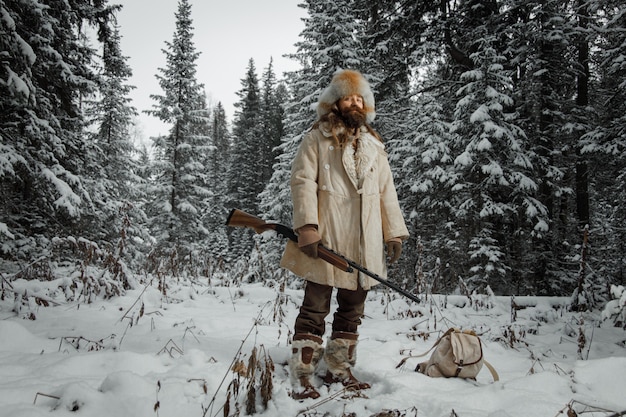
[295,388,381,416]
[203,311,268,417]
[526,357,545,376]
[0,272,13,301]
[188,378,209,394]
[33,392,61,405]
[157,339,184,357]
[154,380,161,416]
[554,399,624,417]
[495,324,529,349]
[577,317,587,360]
[233,344,275,415]
[179,325,201,350]
[57,335,115,352]
[271,279,288,323]
[458,277,472,306]
[369,409,419,417]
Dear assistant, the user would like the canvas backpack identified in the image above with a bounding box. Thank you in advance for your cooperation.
[400,328,499,381]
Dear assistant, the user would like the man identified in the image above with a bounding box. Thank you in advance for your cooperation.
[280,69,409,400]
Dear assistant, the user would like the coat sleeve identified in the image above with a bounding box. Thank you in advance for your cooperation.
[290,132,320,230]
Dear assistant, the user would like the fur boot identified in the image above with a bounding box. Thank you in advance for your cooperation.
[289,334,323,400]
[322,332,371,390]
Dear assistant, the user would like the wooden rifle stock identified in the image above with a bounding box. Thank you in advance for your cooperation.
[226,209,353,272]
[226,209,421,304]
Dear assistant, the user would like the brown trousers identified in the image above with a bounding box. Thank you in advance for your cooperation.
[294,280,368,337]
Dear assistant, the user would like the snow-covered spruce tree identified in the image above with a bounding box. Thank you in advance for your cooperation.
[418,0,586,295]
[356,0,436,143]
[224,59,264,261]
[259,59,286,188]
[144,0,211,265]
[83,22,152,269]
[0,0,119,260]
[225,58,289,272]
[256,92,303,284]
[387,93,460,294]
[449,38,547,294]
[244,62,290,282]
[505,0,585,294]
[204,103,230,260]
[578,0,626,288]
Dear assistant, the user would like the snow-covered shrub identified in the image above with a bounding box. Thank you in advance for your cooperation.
[470,285,497,310]
[3,235,138,318]
[601,285,626,329]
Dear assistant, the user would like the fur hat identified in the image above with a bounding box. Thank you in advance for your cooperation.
[317,69,376,123]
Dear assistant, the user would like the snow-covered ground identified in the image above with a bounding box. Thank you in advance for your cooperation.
[1,278,625,417]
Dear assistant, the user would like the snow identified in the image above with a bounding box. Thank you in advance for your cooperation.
[41,167,82,216]
[454,151,473,167]
[470,105,490,123]
[480,161,503,178]
[0,142,27,177]
[602,286,626,325]
[0,222,15,239]
[534,219,550,233]
[6,67,30,98]
[1,281,625,417]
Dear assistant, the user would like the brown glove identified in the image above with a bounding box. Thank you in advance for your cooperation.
[386,239,402,264]
[297,225,321,259]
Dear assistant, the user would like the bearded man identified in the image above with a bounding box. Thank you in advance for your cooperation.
[280,69,409,400]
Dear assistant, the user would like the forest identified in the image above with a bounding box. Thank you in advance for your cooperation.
[1,0,625,312]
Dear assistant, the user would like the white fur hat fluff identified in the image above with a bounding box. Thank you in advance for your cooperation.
[317,69,376,123]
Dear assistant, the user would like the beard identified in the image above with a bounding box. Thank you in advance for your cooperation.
[339,106,367,129]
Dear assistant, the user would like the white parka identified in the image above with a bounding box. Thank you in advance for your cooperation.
[280,123,409,290]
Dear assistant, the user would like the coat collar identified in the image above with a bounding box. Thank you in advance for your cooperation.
[342,127,383,190]
[318,123,384,190]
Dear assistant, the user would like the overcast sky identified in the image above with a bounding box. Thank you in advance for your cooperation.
[115,0,306,140]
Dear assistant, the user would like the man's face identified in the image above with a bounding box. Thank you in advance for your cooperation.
[337,94,364,112]
[337,94,366,129]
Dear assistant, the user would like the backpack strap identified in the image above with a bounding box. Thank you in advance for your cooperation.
[417,328,455,356]
[483,359,499,382]
[395,328,456,369]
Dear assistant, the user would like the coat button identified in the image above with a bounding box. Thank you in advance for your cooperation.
[329,145,334,150]
[321,185,327,190]
[324,164,330,170]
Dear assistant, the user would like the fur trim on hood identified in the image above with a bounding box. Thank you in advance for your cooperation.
[317,69,376,123]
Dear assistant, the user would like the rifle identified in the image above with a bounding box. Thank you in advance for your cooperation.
[226,208,421,304]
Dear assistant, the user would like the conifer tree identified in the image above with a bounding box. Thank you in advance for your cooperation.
[226,59,263,214]
[205,102,230,259]
[503,1,584,294]
[449,38,547,293]
[387,94,458,293]
[357,0,434,143]
[577,0,626,287]
[145,0,211,259]
[223,59,263,260]
[242,63,289,281]
[0,0,118,259]
[84,23,143,249]
[259,59,286,186]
